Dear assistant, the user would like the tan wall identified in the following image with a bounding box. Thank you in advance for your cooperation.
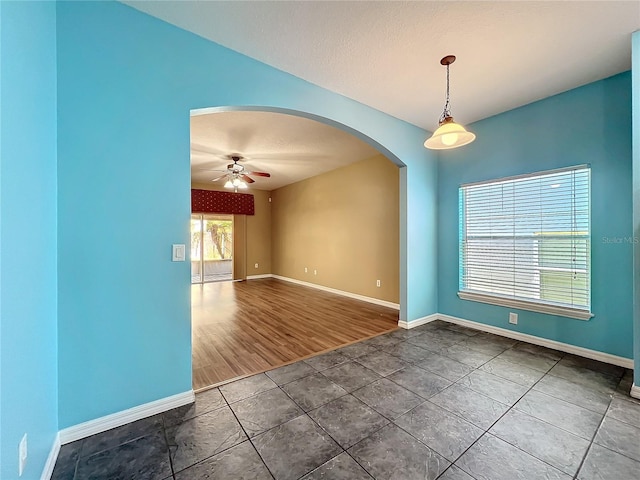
[191,183,272,278]
[233,214,246,280]
[271,154,399,303]
[245,189,272,276]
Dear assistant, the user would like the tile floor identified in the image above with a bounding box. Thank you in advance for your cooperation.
[52,320,640,480]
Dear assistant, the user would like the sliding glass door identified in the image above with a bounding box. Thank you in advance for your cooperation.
[190,214,233,284]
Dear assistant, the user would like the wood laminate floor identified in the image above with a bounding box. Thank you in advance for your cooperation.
[192,277,399,390]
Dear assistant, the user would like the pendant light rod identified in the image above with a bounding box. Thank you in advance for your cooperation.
[440,55,456,123]
[424,54,476,150]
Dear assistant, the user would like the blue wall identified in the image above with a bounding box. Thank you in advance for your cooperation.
[438,72,633,359]
[407,154,438,319]
[0,1,59,478]
[632,31,640,384]
[56,1,437,428]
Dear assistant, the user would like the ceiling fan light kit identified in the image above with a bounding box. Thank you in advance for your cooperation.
[224,176,249,191]
[424,55,476,151]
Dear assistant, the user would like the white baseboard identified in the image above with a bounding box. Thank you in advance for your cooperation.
[631,384,640,399]
[438,313,634,369]
[58,390,195,445]
[41,433,61,480]
[272,274,400,310]
[246,274,272,280]
[398,314,439,329]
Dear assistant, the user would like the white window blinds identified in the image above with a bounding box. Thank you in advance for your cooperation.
[459,165,591,317]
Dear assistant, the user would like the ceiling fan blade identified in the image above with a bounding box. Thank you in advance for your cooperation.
[245,171,271,177]
[241,174,255,184]
[210,174,229,182]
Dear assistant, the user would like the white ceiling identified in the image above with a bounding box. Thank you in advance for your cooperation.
[190,111,380,190]
[124,0,640,190]
[125,0,639,128]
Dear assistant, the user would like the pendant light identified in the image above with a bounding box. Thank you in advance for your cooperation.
[424,55,476,150]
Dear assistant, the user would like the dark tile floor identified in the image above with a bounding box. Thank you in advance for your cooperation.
[52,320,640,480]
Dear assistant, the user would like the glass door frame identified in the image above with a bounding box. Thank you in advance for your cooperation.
[190,213,234,284]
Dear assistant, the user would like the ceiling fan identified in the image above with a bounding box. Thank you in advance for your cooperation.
[208,155,271,191]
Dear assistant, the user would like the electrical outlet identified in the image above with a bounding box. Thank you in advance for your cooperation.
[509,312,518,325]
[313,269,317,275]
[304,267,308,273]
[376,280,381,287]
[254,263,259,269]
[19,433,27,476]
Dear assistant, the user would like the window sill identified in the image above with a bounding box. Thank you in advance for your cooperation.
[457,291,593,321]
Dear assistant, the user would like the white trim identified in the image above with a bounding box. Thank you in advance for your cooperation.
[631,384,640,400]
[246,274,272,280]
[59,390,194,445]
[272,275,400,310]
[40,433,60,480]
[438,313,633,368]
[458,291,593,321]
[398,314,439,329]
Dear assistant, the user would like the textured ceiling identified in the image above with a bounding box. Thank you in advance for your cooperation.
[190,111,381,190]
[124,0,640,190]
[125,0,639,128]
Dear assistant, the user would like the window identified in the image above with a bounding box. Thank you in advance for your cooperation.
[458,165,591,320]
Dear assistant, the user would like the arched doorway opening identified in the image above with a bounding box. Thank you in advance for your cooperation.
[190,106,407,389]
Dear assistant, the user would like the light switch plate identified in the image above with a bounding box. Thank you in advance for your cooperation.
[172,244,186,262]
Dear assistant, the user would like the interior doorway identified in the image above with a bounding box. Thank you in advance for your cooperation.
[189,108,406,390]
[190,214,234,283]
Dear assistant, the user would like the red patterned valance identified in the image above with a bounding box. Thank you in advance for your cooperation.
[191,189,255,215]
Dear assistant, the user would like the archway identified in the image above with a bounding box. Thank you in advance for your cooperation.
[190,106,408,388]
[191,105,408,314]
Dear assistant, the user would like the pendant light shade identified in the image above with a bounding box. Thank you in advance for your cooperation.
[424,116,476,150]
[425,55,475,150]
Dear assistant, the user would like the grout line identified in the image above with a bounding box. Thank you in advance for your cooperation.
[344,451,377,480]
[236,325,610,478]
[362,330,493,475]
[275,345,405,478]
[295,395,395,479]
[68,321,626,480]
[222,390,278,480]
[573,444,595,480]
[247,440,277,480]
[572,397,613,479]
[384,324,585,478]
[478,375,578,472]
[196,322,625,480]
[167,389,274,478]
[434,371,549,478]
[277,382,349,480]
[161,417,178,479]
[579,440,640,467]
